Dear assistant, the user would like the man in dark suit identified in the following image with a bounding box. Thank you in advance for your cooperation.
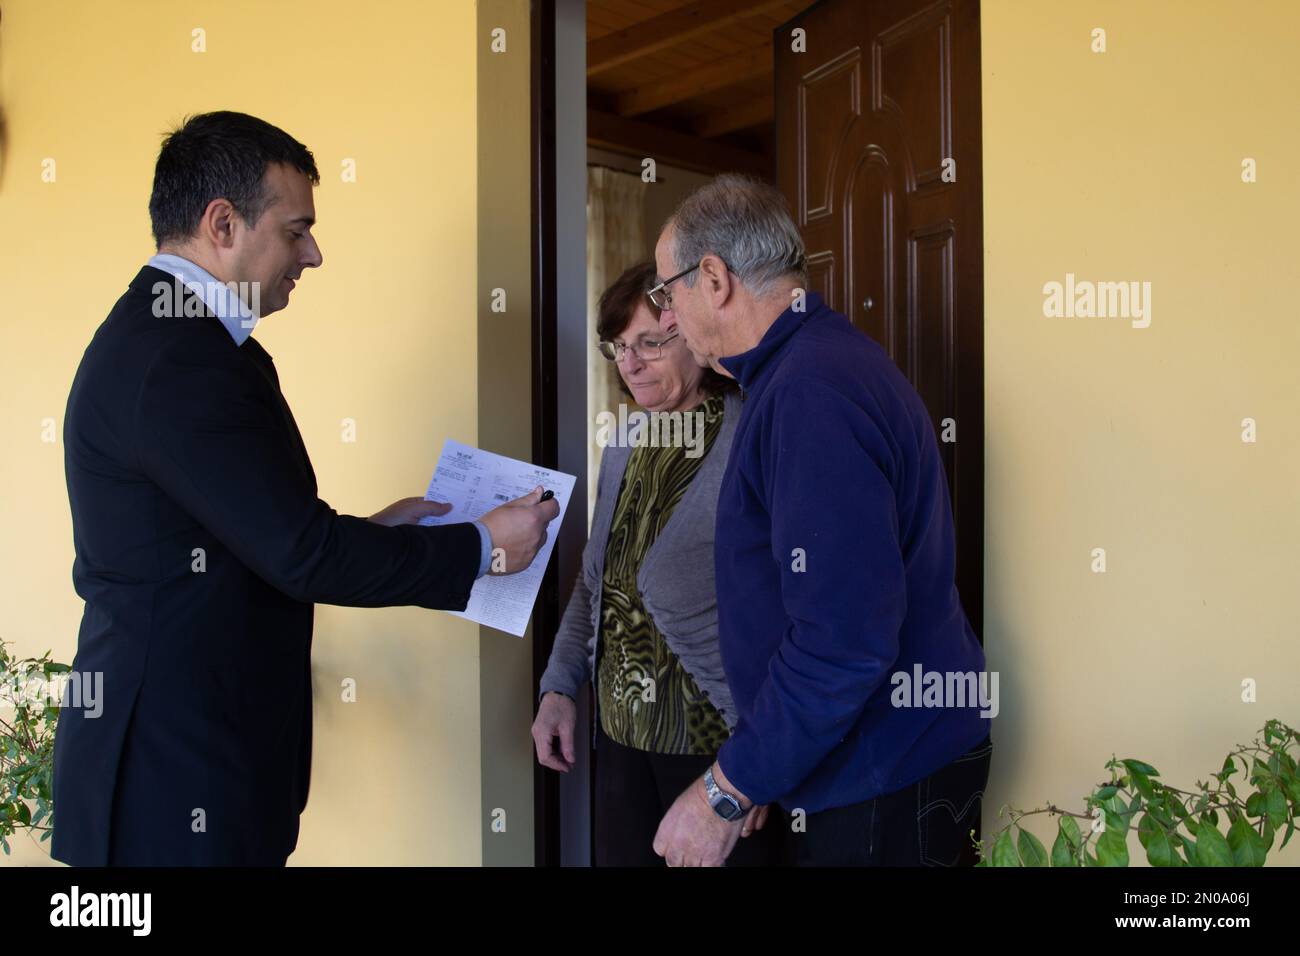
[52,111,558,866]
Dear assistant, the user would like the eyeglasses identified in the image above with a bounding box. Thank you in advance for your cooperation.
[597,331,680,363]
[646,264,700,310]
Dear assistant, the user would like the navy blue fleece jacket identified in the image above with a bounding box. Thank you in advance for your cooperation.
[713,292,990,813]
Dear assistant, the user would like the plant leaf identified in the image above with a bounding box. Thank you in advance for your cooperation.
[1227,816,1267,867]
[1137,812,1158,849]
[1266,788,1287,825]
[1145,827,1174,867]
[1096,829,1129,867]
[1060,815,1082,849]
[1195,819,1233,866]
[1051,826,1075,867]
[1123,759,1159,777]
[1127,769,1155,800]
[991,828,1019,867]
[1018,828,1048,867]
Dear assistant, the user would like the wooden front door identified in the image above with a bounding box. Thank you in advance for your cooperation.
[775,0,986,643]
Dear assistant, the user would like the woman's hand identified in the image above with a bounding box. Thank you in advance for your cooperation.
[532,691,577,772]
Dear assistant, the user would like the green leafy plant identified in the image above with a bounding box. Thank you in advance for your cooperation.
[0,642,68,855]
[975,718,1298,866]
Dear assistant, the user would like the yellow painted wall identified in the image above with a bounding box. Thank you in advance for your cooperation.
[980,0,1299,862]
[0,0,484,865]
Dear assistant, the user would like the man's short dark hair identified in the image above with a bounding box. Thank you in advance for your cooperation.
[148,111,320,247]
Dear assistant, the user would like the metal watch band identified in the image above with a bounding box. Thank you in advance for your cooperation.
[704,767,746,822]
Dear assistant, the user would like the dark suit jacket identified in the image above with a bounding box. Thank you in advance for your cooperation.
[52,266,481,865]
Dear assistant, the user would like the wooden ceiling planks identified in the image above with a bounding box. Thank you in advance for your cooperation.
[586,0,807,178]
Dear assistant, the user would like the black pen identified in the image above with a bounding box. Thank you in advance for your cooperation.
[539,489,554,502]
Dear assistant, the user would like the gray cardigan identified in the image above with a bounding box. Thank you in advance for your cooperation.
[539,390,742,730]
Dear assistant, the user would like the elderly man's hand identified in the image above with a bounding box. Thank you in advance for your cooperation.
[741,802,770,838]
[653,763,758,867]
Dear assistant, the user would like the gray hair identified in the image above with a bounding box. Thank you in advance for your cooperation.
[667,173,807,298]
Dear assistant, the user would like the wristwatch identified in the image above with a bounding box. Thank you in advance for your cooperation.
[704,767,747,822]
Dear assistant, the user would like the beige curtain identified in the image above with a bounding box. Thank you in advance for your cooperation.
[585,165,648,526]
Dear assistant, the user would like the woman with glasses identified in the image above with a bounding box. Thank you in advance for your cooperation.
[531,261,783,866]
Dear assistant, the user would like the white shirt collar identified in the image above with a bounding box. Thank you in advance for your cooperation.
[146,253,259,346]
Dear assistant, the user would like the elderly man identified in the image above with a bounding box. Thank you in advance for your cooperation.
[649,174,993,867]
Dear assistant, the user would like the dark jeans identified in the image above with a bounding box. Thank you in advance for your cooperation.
[594,722,787,867]
[786,734,993,866]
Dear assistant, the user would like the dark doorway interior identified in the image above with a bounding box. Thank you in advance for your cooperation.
[533,0,986,867]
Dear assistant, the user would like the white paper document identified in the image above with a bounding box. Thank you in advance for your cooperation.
[419,439,575,637]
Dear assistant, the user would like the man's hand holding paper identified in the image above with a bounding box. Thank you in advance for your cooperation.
[421,439,575,636]
[480,485,560,574]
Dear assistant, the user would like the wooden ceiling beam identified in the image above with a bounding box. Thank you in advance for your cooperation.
[615,40,772,117]
[587,0,790,76]
[693,97,775,139]
[587,109,769,179]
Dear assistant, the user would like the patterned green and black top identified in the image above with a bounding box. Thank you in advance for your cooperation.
[597,392,729,755]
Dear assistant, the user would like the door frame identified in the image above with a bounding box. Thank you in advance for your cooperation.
[530,0,594,867]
